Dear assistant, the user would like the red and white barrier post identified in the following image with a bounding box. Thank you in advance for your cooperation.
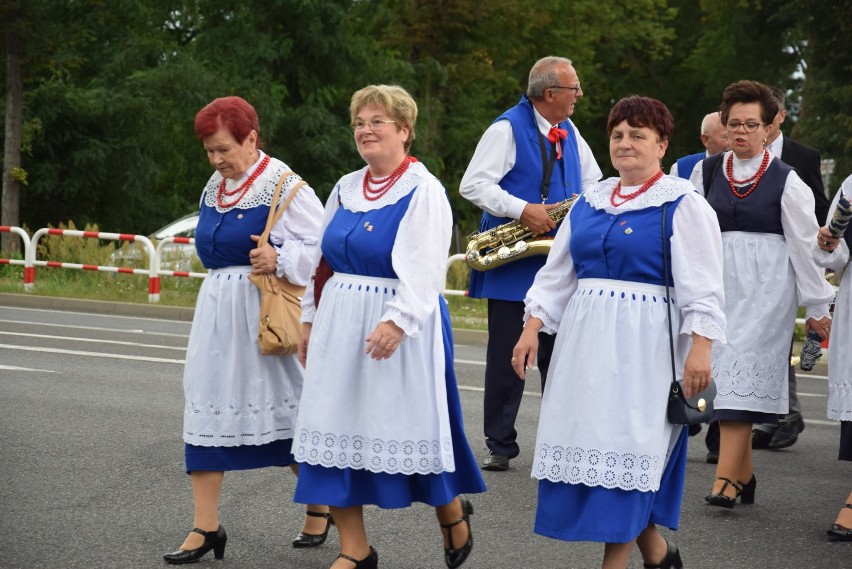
[30,228,159,302]
[0,226,34,290]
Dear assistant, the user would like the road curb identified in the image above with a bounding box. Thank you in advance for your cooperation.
[0,292,196,322]
[0,292,490,345]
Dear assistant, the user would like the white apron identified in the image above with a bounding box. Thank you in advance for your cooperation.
[293,273,454,475]
[712,232,796,414]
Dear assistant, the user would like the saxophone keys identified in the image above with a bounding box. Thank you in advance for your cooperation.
[497,246,512,259]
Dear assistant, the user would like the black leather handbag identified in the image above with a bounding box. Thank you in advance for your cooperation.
[661,202,716,426]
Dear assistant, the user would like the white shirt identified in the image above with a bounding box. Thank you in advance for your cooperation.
[459,104,602,219]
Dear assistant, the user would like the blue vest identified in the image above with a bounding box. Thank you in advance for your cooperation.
[707,158,792,235]
[569,195,684,286]
[675,152,704,180]
[195,200,270,269]
[468,95,583,301]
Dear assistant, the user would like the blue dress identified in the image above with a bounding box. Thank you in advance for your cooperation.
[525,176,726,543]
[293,164,486,508]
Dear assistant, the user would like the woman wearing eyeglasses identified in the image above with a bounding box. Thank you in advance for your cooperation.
[689,80,834,509]
[291,84,486,569]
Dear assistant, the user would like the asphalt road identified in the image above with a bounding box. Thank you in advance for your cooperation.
[0,294,849,569]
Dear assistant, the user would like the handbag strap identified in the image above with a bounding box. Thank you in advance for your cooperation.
[661,202,678,389]
[256,171,306,249]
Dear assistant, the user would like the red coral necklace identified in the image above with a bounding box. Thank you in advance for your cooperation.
[726,150,770,199]
[362,156,416,201]
[217,154,270,208]
[610,170,664,207]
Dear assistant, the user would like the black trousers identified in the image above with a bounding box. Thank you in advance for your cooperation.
[483,298,555,459]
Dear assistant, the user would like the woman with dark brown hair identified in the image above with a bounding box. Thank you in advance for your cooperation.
[514,95,726,569]
[690,80,834,509]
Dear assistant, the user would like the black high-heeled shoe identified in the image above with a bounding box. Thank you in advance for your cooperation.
[738,474,757,505]
[643,538,683,569]
[704,477,743,509]
[293,510,334,548]
[441,495,474,569]
[163,525,227,564]
[332,546,378,568]
[827,504,852,541]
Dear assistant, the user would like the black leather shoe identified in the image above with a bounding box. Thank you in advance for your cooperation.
[163,525,227,564]
[643,538,683,569]
[827,504,852,541]
[705,477,743,509]
[752,428,774,449]
[293,510,334,548]
[768,420,805,450]
[706,451,718,464]
[333,546,378,568]
[480,452,509,471]
[738,474,756,504]
[441,495,473,568]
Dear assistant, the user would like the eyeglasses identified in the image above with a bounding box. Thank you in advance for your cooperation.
[549,84,582,94]
[351,119,396,131]
[725,120,763,133]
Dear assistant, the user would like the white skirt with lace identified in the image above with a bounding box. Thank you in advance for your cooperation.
[292,273,454,475]
[532,278,685,493]
[183,266,304,447]
[712,232,796,415]
[829,263,852,420]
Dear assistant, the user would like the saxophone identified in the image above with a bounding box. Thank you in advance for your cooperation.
[465,195,579,271]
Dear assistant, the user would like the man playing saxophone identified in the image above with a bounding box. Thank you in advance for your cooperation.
[459,56,602,472]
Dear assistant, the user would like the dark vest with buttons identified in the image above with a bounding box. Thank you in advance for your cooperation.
[706,157,793,235]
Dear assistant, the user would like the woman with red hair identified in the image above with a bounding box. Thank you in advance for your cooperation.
[163,96,328,564]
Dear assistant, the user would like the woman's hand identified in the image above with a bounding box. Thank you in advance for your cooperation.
[365,321,404,360]
[512,318,543,381]
[806,315,831,341]
[249,235,278,274]
[818,226,840,252]
[682,335,712,398]
[298,323,312,368]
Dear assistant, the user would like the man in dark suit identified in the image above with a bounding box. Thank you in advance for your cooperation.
[751,85,830,450]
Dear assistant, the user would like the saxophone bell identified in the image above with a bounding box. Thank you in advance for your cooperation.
[465,196,578,271]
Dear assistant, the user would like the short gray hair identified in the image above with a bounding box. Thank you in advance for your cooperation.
[527,56,574,100]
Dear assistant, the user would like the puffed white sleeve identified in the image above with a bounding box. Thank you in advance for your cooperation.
[270,180,324,286]
[523,207,578,334]
[780,170,835,320]
[459,121,528,220]
[300,185,341,323]
[384,178,453,336]
[689,161,706,196]
[670,192,726,342]
[813,175,851,271]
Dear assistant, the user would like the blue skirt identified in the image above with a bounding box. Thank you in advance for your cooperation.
[293,302,486,508]
[534,427,688,543]
[185,438,295,473]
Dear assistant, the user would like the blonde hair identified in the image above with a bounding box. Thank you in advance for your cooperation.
[350,85,418,153]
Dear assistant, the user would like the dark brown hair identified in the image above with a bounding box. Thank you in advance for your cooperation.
[607,95,674,141]
[719,80,778,125]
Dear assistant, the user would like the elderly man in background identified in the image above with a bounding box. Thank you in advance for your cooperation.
[670,111,729,179]
[460,55,601,472]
